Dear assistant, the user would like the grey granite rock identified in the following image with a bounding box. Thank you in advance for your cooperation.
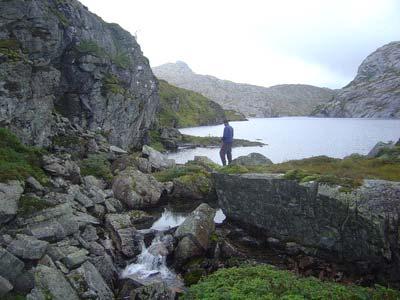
[313,41,400,118]
[0,247,25,283]
[0,181,24,224]
[231,152,273,166]
[7,234,48,260]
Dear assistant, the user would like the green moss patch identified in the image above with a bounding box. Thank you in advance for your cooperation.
[223,109,247,122]
[148,130,166,152]
[184,265,400,299]
[18,195,54,216]
[0,128,47,183]
[101,73,125,95]
[154,164,206,182]
[76,40,105,57]
[79,153,112,182]
[0,39,23,61]
[220,155,400,190]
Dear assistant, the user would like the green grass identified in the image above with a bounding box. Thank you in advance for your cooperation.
[154,164,206,182]
[184,265,400,300]
[220,155,400,190]
[18,195,54,216]
[102,73,125,95]
[0,128,47,183]
[148,130,166,152]
[111,51,132,69]
[158,80,226,128]
[79,153,112,182]
[0,39,22,61]
[76,40,105,57]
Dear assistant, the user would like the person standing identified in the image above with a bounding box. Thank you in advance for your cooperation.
[220,120,233,166]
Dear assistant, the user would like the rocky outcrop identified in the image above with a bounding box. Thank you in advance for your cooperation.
[0,181,24,224]
[312,42,400,118]
[153,61,334,117]
[0,0,159,148]
[174,203,216,265]
[231,153,273,166]
[214,173,400,280]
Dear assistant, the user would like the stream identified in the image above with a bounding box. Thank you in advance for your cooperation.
[120,202,226,290]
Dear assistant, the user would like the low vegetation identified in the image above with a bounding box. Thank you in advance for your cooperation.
[184,265,400,300]
[223,109,247,122]
[18,195,54,216]
[0,128,47,183]
[220,154,400,190]
[158,80,226,128]
[79,153,112,182]
[181,134,265,147]
[154,164,208,182]
[102,73,125,95]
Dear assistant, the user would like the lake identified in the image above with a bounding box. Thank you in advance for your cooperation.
[167,117,400,164]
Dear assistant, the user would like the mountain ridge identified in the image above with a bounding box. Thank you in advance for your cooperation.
[153,62,335,117]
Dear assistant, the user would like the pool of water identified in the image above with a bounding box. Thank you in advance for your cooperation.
[167,117,400,164]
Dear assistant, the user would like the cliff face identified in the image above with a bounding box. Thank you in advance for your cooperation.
[153,61,334,117]
[0,0,159,149]
[313,42,400,118]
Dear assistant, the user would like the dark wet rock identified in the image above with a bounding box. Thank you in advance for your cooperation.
[67,261,113,300]
[28,265,79,300]
[231,152,273,166]
[0,180,24,224]
[142,145,175,170]
[174,203,216,264]
[160,127,182,150]
[0,275,13,297]
[214,173,400,278]
[0,247,25,284]
[82,225,99,242]
[113,167,163,209]
[13,269,35,294]
[7,234,48,260]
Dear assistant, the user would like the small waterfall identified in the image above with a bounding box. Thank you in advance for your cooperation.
[121,233,183,288]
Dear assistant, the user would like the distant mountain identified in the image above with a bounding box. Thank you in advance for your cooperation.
[312,42,400,118]
[153,61,335,117]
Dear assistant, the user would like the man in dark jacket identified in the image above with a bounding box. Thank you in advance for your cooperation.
[220,120,233,166]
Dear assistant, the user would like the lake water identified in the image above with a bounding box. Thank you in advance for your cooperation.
[167,117,400,164]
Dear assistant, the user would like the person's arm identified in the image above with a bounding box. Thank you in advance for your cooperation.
[222,127,228,142]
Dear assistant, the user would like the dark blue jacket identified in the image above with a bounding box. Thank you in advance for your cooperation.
[222,125,234,143]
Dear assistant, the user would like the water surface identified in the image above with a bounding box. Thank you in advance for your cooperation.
[167,117,400,164]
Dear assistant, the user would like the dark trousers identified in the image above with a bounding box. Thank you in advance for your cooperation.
[220,142,232,166]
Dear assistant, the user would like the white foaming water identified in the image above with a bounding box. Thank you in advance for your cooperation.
[121,235,182,287]
[150,208,187,231]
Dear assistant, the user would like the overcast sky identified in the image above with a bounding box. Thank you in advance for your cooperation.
[79,0,400,89]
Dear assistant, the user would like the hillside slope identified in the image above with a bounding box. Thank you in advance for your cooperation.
[0,0,159,149]
[153,61,334,117]
[157,80,245,128]
[312,42,400,118]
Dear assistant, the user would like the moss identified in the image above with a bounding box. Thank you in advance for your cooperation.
[0,39,22,61]
[148,130,166,152]
[154,165,205,182]
[101,73,125,95]
[52,135,81,147]
[76,40,105,57]
[79,153,112,182]
[184,265,400,299]
[111,51,132,69]
[184,269,204,286]
[17,195,54,216]
[0,128,47,183]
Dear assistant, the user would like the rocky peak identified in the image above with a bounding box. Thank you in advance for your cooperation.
[312,41,400,118]
[0,0,159,149]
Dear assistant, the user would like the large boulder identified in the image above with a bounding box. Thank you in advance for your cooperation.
[0,180,24,224]
[67,261,113,300]
[27,265,79,300]
[172,173,213,200]
[214,173,400,280]
[142,145,175,170]
[7,234,48,260]
[231,152,273,166]
[0,247,25,284]
[174,203,216,264]
[112,167,163,209]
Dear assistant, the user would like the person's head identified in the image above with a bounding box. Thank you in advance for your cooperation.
[223,119,229,126]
